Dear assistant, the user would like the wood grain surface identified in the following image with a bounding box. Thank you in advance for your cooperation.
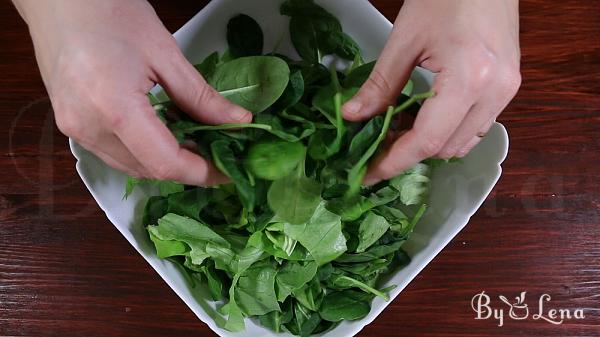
[1,0,599,336]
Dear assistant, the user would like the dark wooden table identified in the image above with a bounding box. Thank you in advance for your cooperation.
[1,0,599,336]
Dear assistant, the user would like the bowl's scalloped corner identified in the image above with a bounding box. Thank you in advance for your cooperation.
[495,122,510,165]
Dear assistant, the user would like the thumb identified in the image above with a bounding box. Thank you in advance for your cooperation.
[155,48,252,125]
[343,30,418,121]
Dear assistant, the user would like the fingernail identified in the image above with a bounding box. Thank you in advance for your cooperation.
[363,174,381,186]
[344,100,363,117]
[230,107,252,123]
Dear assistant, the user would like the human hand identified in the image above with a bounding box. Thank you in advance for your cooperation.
[13,0,252,185]
[343,0,521,185]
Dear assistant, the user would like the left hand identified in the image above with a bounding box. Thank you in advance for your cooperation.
[343,0,522,185]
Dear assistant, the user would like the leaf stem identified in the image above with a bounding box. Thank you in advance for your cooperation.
[339,275,390,301]
[314,123,337,129]
[181,123,273,132]
[392,91,435,116]
[219,84,261,97]
[347,105,395,195]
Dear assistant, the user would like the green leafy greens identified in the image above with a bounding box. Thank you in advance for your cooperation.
[129,3,442,336]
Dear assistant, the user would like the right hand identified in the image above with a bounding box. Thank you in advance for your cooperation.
[14,0,252,185]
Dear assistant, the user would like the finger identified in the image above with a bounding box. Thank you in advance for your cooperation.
[78,136,146,178]
[439,103,498,158]
[363,73,474,185]
[438,84,517,158]
[342,19,420,121]
[155,46,252,125]
[111,94,229,186]
[94,151,143,178]
[455,117,496,158]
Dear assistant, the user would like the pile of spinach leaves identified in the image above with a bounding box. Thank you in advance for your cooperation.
[129,1,439,336]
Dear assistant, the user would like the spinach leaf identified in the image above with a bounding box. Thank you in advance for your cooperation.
[336,238,406,263]
[194,51,220,82]
[322,183,349,200]
[217,241,269,330]
[368,186,400,206]
[356,211,390,253]
[211,139,255,211]
[320,30,361,61]
[308,72,354,160]
[235,261,280,316]
[390,163,431,205]
[206,240,265,276]
[253,114,316,142]
[220,49,236,63]
[245,140,306,181]
[319,290,371,322]
[276,261,319,302]
[326,195,374,222]
[204,244,237,273]
[148,213,230,265]
[209,56,290,113]
[218,274,246,332]
[260,304,293,333]
[307,91,348,160]
[169,121,272,139]
[347,106,394,195]
[142,196,168,227]
[273,69,305,111]
[288,17,330,63]
[227,14,264,58]
[344,61,375,87]
[151,213,229,247]
[156,180,185,197]
[395,249,412,268]
[397,203,427,238]
[284,202,347,265]
[328,273,389,300]
[166,188,211,221]
[300,63,330,93]
[267,174,321,225]
[293,278,324,311]
[336,258,392,278]
[375,205,410,233]
[148,231,188,259]
[282,0,360,63]
[287,301,322,337]
[312,83,357,125]
[346,116,383,165]
[200,264,227,301]
[247,231,311,261]
[317,263,334,281]
[125,177,184,199]
[265,223,298,256]
[124,176,141,199]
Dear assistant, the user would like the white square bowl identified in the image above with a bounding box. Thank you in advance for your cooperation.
[69,0,509,336]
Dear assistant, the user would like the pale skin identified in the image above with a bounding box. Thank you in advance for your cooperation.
[13,0,521,186]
